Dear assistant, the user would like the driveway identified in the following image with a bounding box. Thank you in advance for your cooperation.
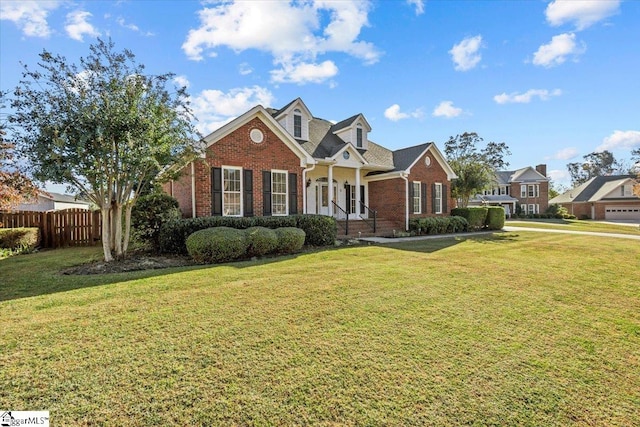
[502,226,640,241]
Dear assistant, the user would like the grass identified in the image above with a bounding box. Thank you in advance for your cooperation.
[506,218,640,235]
[1,233,639,426]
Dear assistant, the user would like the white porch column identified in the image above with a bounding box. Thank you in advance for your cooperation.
[355,167,361,217]
[328,164,334,216]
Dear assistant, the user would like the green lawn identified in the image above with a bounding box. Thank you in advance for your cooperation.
[1,233,639,426]
[507,218,640,235]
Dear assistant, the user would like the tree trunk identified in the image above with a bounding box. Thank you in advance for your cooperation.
[122,202,133,255]
[113,202,124,259]
[101,207,113,262]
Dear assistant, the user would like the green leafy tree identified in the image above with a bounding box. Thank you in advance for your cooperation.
[632,148,640,197]
[10,39,200,261]
[444,132,511,208]
[566,150,623,187]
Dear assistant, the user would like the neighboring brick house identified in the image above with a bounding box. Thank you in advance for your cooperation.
[163,98,456,232]
[550,175,640,220]
[469,165,550,216]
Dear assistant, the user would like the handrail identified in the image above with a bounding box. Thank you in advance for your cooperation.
[359,201,377,233]
[331,201,349,235]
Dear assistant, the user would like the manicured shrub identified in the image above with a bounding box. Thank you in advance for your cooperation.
[546,203,571,219]
[185,227,248,264]
[131,193,182,251]
[159,214,332,254]
[449,216,469,233]
[275,227,306,254]
[294,214,337,246]
[485,206,505,230]
[245,226,278,257]
[0,227,40,252]
[451,207,488,230]
[409,216,469,235]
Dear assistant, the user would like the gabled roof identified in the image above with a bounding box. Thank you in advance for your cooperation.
[550,175,638,204]
[496,166,549,184]
[271,97,313,120]
[330,113,371,133]
[392,143,432,172]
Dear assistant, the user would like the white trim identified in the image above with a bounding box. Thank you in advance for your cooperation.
[405,143,457,180]
[271,169,288,216]
[412,181,421,214]
[434,183,443,214]
[222,165,243,217]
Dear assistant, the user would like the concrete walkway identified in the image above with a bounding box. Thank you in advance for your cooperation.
[360,226,640,244]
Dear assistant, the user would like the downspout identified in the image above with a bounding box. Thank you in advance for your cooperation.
[302,162,316,215]
[191,161,196,218]
[401,173,409,231]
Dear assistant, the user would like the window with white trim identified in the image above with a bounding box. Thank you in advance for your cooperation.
[434,183,443,214]
[293,109,302,139]
[356,124,363,148]
[521,184,527,198]
[272,170,288,215]
[223,167,242,216]
[528,184,539,198]
[412,182,421,214]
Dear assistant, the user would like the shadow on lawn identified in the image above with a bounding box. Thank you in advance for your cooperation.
[380,232,519,254]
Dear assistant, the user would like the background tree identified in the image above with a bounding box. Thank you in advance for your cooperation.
[632,148,640,197]
[444,132,511,208]
[566,150,626,187]
[0,91,38,211]
[10,39,200,261]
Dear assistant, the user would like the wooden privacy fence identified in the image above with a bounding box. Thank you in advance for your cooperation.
[0,209,101,248]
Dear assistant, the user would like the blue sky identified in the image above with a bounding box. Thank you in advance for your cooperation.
[1,0,639,191]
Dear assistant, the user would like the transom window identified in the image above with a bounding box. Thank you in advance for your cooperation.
[272,171,288,215]
[223,167,242,216]
[293,109,302,139]
[434,183,442,214]
[412,182,421,214]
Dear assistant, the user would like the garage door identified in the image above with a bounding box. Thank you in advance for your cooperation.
[604,206,640,220]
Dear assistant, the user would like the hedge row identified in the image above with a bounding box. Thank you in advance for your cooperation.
[186,226,305,264]
[159,214,336,254]
[409,216,469,235]
[450,206,505,230]
[0,227,40,253]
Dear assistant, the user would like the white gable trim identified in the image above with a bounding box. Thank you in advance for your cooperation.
[326,143,368,165]
[511,166,549,182]
[273,98,313,121]
[405,143,457,180]
[202,105,315,166]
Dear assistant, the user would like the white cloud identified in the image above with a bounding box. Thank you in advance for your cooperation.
[173,75,190,89]
[546,147,579,160]
[65,10,100,42]
[449,35,483,71]
[532,33,586,68]
[432,101,462,118]
[116,17,154,36]
[546,0,621,31]
[494,88,562,104]
[239,63,253,76]
[0,0,60,38]
[271,60,338,85]
[548,169,570,184]
[384,104,423,121]
[182,1,380,85]
[189,86,275,135]
[596,130,640,152]
[407,0,425,15]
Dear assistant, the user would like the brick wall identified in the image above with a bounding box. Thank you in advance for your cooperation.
[368,178,405,229]
[407,151,454,217]
[511,181,550,213]
[193,117,304,217]
[163,168,194,218]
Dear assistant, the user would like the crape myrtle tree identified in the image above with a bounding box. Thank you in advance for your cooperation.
[444,132,511,208]
[0,91,38,211]
[10,39,200,261]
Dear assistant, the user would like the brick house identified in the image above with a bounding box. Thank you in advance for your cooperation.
[163,98,457,234]
[550,175,640,220]
[469,165,550,216]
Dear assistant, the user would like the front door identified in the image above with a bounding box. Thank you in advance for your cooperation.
[316,183,337,216]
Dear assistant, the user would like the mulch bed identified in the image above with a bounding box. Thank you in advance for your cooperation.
[61,254,195,275]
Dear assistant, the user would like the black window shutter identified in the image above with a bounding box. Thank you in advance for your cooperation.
[243,169,254,217]
[289,173,298,215]
[442,184,448,213]
[211,167,222,216]
[421,182,427,214]
[360,185,365,214]
[262,171,272,216]
[432,183,437,214]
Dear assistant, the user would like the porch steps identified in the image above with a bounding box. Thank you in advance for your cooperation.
[336,219,402,238]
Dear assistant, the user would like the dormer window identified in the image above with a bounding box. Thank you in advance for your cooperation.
[293,109,302,139]
[356,124,363,148]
